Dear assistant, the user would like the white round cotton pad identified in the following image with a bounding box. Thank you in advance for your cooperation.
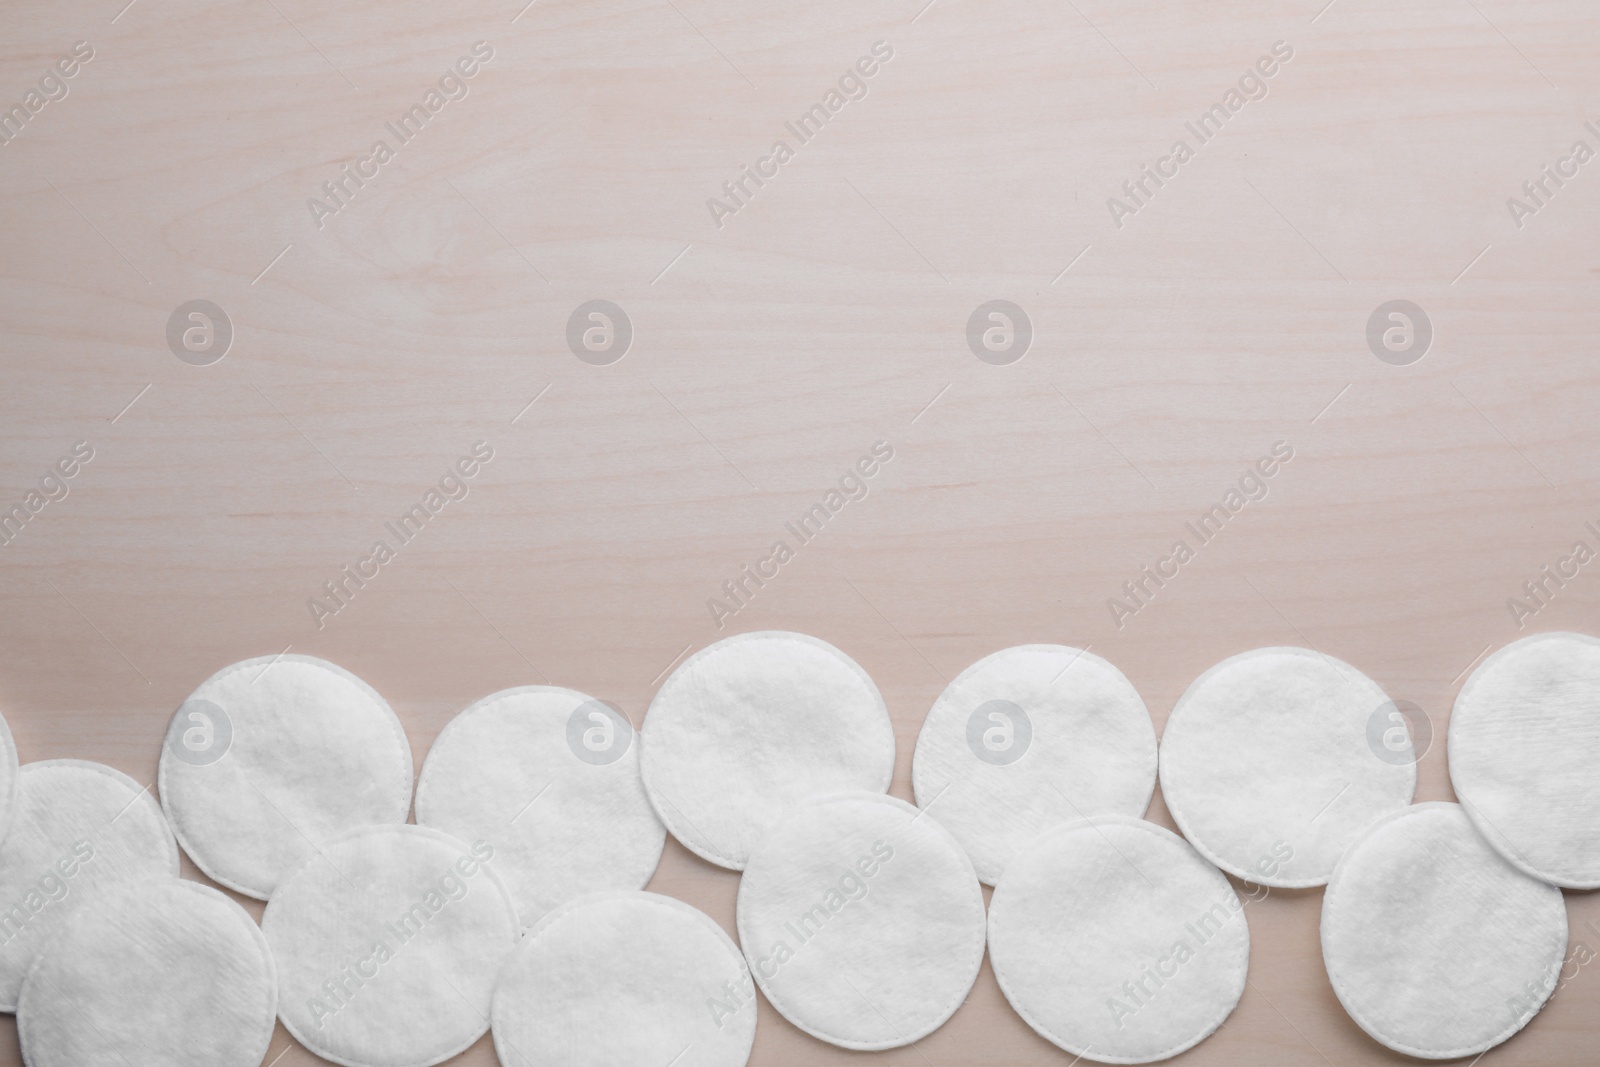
[641,632,895,870]
[736,792,985,1050]
[158,653,413,900]
[987,816,1248,1064]
[415,686,665,928]
[0,760,178,1011]
[1449,631,1600,887]
[1321,802,1566,1058]
[17,878,275,1066]
[1158,647,1414,887]
[493,890,756,1067]
[262,824,520,1067]
[911,645,1156,885]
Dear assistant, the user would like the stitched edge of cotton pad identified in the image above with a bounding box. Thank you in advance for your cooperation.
[260,822,519,1067]
[0,712,19,852]
[735,791,986,1051]
[910,644,1157,886]
[157,654,415,901]
[33,762,180,878]
[511,886,748,973]
[1159,646,1414,889]
[641,632,895,871]
[491,889,755,1067]
[1320,801,1566,1059]
[1448,631,1600,889]
[16,877,278,1067]
[987,815,1249,1065]
[0,759,181,1013]
[413,684,605,825]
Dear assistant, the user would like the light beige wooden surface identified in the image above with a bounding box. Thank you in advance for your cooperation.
[4,0,1600,1063]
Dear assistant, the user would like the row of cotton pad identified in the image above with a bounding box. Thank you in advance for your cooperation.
[2,630,1597,1065]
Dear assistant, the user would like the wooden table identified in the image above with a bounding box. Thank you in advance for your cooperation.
[3,0,1598,1062]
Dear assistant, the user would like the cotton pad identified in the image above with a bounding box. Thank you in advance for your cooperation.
[415,686,665,927]
[17,878,275,1066]
[911,645,1156,885]
[1449,631,1600,887]
[493,890,756,1067]
[0,759,179,1011]
[1159,647,1414,887]
[987,815,1248,1064]
[0,710,20,849]
[262,823,520,1067]
[159,653,413,899]
[641,632,895,870]
[1321,802,1566,1058]
[736,792,985,1050]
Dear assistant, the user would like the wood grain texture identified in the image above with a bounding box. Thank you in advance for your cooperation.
[3,0,1599,1063]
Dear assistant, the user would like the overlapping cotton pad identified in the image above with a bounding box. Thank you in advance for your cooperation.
[415,686,665,927]
[641,632,895,870]
[1158,647,1414,887]
[0,759,178,1011]
[736,792,985,1050]
[1450,631,1600,887]
[262,823,520,1067]
[1321,802,1566,1058]
[493,890,756,1067]
[911,645,1156,885]
[158,654,413,900]
[988,815,1248,1064]
[17,878,275,1066]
